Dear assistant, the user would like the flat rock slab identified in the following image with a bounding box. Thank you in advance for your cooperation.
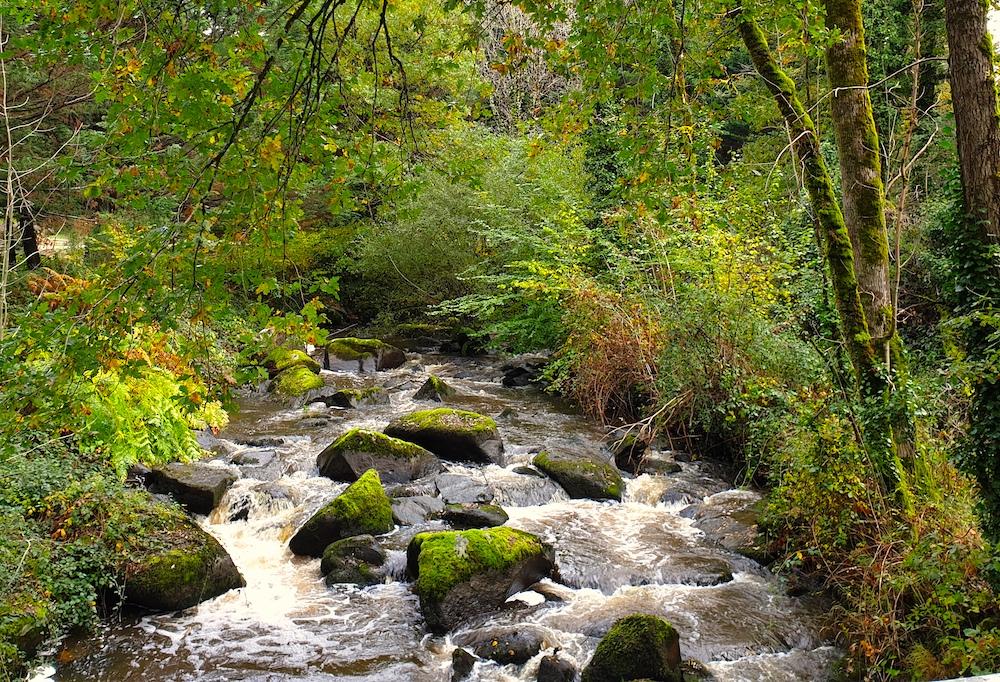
[442,502,509,529]
[147,462,238,515]
[392,495,446,526]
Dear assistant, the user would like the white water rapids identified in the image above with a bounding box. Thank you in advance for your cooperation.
[51,352,840,681]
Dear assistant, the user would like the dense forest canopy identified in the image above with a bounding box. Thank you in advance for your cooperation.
[3,0,1000,679]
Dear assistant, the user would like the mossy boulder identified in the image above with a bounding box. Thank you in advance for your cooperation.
[413,375,456,402]
[325,337,406,372]
[441,502,509,529]
[532,450,623,501]
[320,535,387,586]
[317,428,443,484]
[0,594,49,674]
[582,614,682,682]
[289,469,393,557]
[313,386,389,409]
[147,462,237,515]
[385,408,504,464]
[271,365,324,397]
[264,347,321,378]
[123,508,245,611]
[406,527,554,632]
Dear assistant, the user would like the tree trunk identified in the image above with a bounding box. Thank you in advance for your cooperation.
[822,0,894,366]
[944,0,1000,243]
[734,11,911,497]
[18,207,40,270]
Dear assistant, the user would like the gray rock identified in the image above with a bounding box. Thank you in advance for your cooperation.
[537,654,576,682]
[532,450,623,501]
[392,495,445,526]
[451,647,477,682]
[442,502,509,529]
[146,462,238,515]
[453,625,553,665]
[434,473,493,504]
[320,535,387,586]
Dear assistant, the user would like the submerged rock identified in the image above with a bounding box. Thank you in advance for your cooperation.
[453,625,553,665]
[582,614,682,682]
[271,365,324,397]
[406,527,554,633]
[317,428,442,484]
[124,507,244,611]
[413,375,456,402]
[532,450,623,501]
[325,337,406,372]
[289,469,393,557]
[147,462,237,515]
[384,408,504,464]
[537,654,576,682]
[320,534,387,586]
[442,502,509,529]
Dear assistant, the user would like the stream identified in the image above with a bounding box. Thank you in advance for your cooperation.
[52,351,840,681]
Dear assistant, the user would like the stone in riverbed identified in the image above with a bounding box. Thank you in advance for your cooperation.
[451,647,477,682]
[413,375,456,402]
[311,386,389,409]
[582,614,682,682]
[406,527,554,633]
[320,535,387,586]
[384,408,503,464]
[271,365,324,397]
[441,502,509,529]
[537,654,577,682]
[263,347,321,378]
[392,494,445,526]
[123,505,245,611]
[147,462,237,515]
[317,428,442,484]
[325,337,406,372]
[453,625,553,665]
[434,473,493,504]
[288,469,393,557]
[532,450,623,501]
[607,433,649,474]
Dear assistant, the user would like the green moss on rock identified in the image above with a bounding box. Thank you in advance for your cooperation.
[123,506,245,611]
[327,337,387,360]
[413,375,456,402]
[265,347,320,377]
[317,428,441,484]
[385,408,503,463]
[533,451,623,501]
[289,469,393,556]
[272,365,325,397]
[582,614,682,682]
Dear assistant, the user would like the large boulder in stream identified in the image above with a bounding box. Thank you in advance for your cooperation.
[123,506,245,611]
[317,428,443,484]
[263,347,321,378]
[270,365,324,397]
[582,614,683,682]
[320,534,387,586]
[147,461,237,514]
[406,527,554,633]
[289,469,394,557]
[532,450,624,501]
[325,337,406,372]
[385,408,504,464]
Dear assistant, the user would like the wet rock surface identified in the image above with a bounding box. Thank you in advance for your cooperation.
[146,461,238,514]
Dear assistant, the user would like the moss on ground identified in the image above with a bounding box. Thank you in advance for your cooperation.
[272,365,324,396]
[410,527,545,601]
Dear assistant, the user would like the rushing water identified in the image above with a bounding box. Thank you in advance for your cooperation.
[52,352,839,681]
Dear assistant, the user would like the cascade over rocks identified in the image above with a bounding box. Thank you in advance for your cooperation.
[582,614,683,682]
[320,534,387,586]
[123,506,245,611]
[441,502,509,529]
[406,527,554,633]
[325,337,406,372]
[289,469,393,557]
[384,408,504,464]
[532,450,624,501]
[147,462,238,515]
[317,428,442,484]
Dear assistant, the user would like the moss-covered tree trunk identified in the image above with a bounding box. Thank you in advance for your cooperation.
[734,12,911,496]
[944,0,1000,244]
